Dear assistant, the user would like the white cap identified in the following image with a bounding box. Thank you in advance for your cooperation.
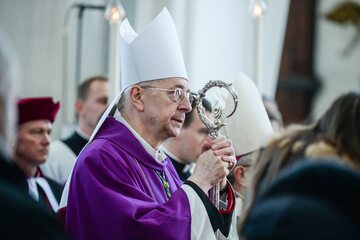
[120,8,188,89]
[207,72,274,156]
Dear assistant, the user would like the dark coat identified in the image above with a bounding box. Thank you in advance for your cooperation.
[244,159,360,240]
[11,163,64,214]
[0,150,66,239]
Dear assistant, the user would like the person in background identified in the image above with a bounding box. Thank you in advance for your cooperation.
[240,92,360,238]
[227,153,254,219]
[161,96,212,181]
[243,159,360,240]
[13,97,63,214]
[225,95,281,217]
[0,31,65,239]
[41,76,108,184]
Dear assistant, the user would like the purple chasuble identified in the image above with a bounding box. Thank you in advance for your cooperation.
[65,117,191,240]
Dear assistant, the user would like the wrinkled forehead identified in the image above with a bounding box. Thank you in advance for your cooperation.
[141,77,189,90]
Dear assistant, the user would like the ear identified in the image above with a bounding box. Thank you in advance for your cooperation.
[129,85,145,112]
[75,99,83,114]
[234,166,246,185]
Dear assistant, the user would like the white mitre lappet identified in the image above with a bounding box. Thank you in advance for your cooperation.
[60,8,188,209]
[207,72,274,156]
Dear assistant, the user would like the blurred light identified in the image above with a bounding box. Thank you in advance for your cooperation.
[248,0,267,18]
[252,4,263,17]
[105,0,125,24]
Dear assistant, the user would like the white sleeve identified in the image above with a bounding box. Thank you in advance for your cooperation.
[182,184,239,240]
[182,184,217,240]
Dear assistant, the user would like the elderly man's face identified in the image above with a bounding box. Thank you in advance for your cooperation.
[14,120,52,166]
[141,78,192,140]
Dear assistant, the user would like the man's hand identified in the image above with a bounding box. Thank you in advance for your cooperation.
[188,136,236,194]
[211,136,236,171]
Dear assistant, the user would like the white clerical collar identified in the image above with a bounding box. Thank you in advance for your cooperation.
[160,146,182,163]
[27,170,59,212]
[160,146,195,173]
[76,127,90,140]
[114,111,167,163]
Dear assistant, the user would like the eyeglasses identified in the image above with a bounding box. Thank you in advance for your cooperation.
[142,86,194,104]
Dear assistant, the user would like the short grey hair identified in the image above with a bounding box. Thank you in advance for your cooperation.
[117,89,129,113]
[117,80,162,113]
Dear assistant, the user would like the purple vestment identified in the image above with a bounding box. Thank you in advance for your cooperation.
[65,117,191,240]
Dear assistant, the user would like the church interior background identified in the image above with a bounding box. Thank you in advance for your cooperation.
[0,0,359,138]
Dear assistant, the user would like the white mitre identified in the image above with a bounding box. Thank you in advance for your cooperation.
[120,7,188,88]
[90,8,188,141]
[207,72,274,156]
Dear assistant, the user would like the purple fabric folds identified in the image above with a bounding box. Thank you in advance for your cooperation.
[65,117,191,240]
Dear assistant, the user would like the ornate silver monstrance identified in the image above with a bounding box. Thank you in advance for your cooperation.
[194,80,238,211]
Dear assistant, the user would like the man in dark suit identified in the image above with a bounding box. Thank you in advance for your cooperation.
[0,151,65,239]
[12,97,64,214]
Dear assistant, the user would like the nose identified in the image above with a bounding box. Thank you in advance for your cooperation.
[41,133,51,145]
[179,96,192,113]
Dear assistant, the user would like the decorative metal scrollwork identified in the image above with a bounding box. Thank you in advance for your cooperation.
[194,80,238,140]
